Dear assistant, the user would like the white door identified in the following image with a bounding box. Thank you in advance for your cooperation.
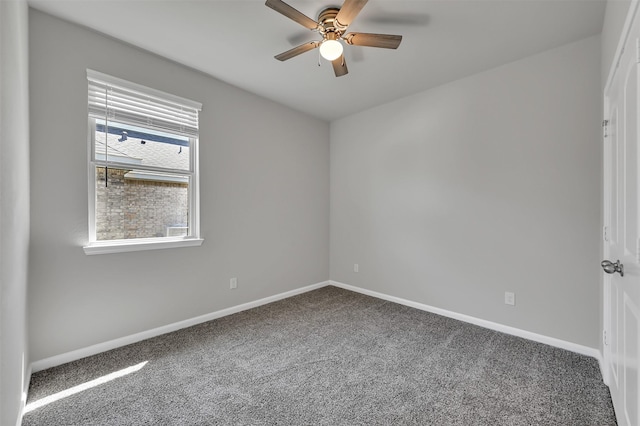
[604,6,640,426]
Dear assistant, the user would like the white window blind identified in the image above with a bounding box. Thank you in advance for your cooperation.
[87,69,202,138]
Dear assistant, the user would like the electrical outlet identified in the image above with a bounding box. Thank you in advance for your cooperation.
[354,264,359,273]
[230,277,237,289]
[504,292,515,306]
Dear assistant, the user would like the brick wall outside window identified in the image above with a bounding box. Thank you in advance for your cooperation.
[96,167,188,240]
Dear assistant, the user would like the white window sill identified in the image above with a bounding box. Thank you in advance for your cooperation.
[83,237,204,255]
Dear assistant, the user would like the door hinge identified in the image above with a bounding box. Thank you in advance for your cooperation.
[603,119,609,138]
[603,226,609,242]
[603,329,607,346]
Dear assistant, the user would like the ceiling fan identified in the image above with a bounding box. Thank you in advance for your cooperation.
[265,0,402,77]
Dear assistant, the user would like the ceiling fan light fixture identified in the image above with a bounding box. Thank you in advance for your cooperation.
[319,39,343,61]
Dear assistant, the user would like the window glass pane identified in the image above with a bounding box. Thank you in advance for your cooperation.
[94,120,190,171]
[95,166,189,241]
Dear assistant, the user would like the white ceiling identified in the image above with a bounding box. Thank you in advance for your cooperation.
[29,0,606,121]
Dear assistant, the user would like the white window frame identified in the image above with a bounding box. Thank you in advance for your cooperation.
[83,70,203,255]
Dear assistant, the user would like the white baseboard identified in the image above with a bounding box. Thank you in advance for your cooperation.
[330,281,602,361]
[30,280,330,372]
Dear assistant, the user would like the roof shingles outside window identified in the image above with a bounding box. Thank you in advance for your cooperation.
[95,131,189,173]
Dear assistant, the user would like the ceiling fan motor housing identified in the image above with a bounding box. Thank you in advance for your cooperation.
[318,8,343,35]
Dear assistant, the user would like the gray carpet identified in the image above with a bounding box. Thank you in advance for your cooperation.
[23,286,617,425]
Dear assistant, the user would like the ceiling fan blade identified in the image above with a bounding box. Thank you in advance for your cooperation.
[332,55,348,77]
[335,0,368,29]
[275,41,320,61]
[343,33,402,49]
[265,0,320,30]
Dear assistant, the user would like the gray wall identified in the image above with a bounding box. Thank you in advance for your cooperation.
[28,9,329,362]
[330,36,602,348]
[1,0,30,425]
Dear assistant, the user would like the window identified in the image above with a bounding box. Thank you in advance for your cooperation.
[84,70,203,255]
